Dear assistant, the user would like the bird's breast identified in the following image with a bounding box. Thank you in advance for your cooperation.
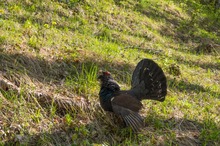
[99,88,115,112]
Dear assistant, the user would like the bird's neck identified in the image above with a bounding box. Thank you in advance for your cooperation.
[101,79,120,91]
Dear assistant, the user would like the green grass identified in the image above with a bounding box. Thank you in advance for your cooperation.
[0,0,219,145]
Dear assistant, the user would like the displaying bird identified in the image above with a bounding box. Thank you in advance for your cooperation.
[98,59,167,132]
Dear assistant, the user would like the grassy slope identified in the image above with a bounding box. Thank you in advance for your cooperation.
[0,0,219,145]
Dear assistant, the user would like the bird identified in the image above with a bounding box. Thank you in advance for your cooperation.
[98,59,167,132]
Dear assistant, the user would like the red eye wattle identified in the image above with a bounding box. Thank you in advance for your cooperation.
[103,71,111,76]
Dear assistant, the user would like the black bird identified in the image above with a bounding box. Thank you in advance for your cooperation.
[98,59,167,132]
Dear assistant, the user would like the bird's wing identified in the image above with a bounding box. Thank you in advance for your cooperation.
[111,94,144,132]
[131,59,167,101]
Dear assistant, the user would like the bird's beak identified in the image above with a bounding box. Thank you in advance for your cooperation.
[97,75,101,80]
[97,70,103,80]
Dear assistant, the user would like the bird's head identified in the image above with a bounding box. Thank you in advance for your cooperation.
[98,70,112,82]
[98,70,114,85]
[98,70,120,90]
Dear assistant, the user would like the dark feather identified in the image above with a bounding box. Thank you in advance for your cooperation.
[111,102,144,132]
[111,93,143,112]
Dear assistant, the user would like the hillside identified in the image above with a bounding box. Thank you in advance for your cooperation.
[0,0,220,145]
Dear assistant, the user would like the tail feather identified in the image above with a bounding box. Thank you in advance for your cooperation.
[131,59,167,101]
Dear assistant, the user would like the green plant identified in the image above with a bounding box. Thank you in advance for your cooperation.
[65,63,98,95]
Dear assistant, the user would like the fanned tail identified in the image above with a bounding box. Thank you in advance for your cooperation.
[131,59,167,101]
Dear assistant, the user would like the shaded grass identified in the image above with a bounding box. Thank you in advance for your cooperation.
[0,50,219,145]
